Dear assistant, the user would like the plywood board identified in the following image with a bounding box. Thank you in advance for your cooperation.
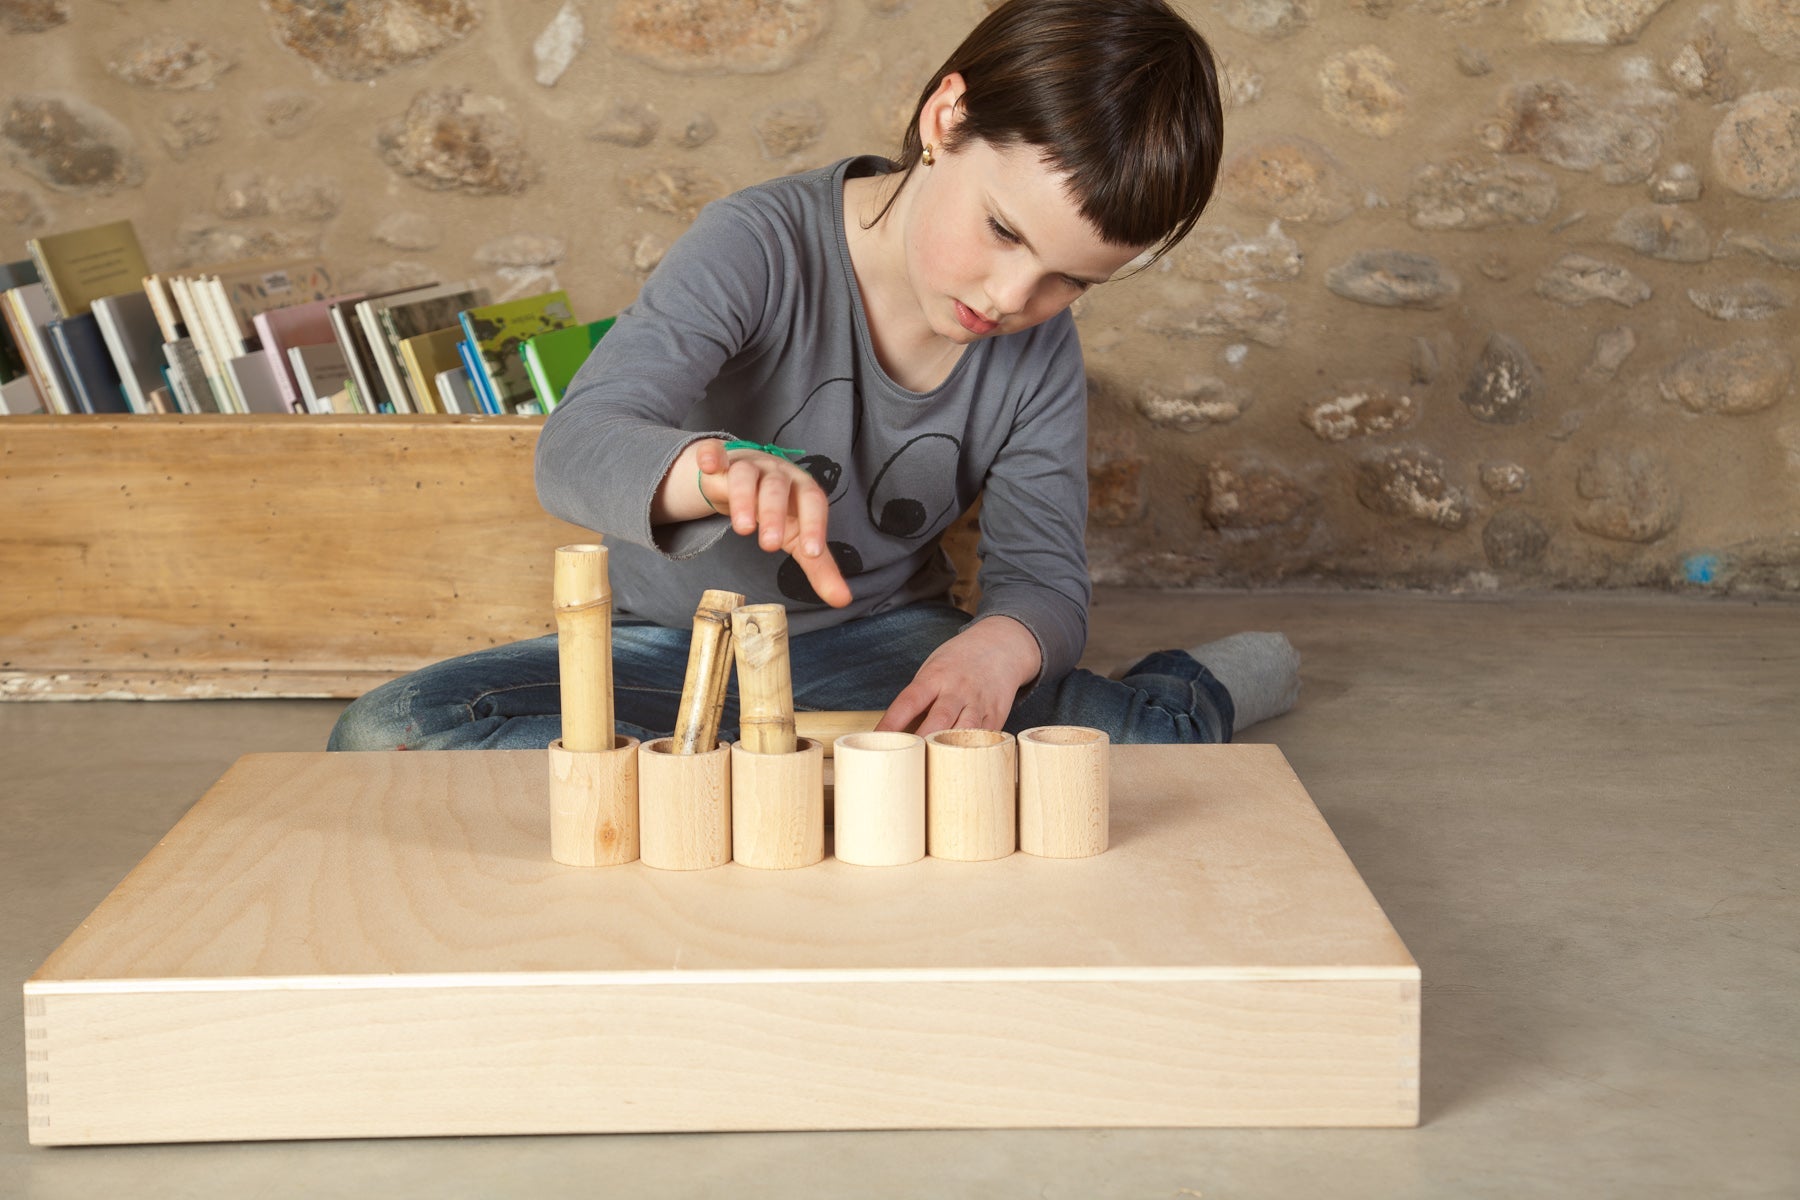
[26,745,1419,1143]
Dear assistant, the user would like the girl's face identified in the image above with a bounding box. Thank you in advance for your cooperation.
[901,81,1148,345]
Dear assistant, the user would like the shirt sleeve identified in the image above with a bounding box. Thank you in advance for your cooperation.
[968,315,1092,688]
[534,196,777,559]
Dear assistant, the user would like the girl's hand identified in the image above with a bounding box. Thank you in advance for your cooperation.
[876,615,1041,737]
[694,438,851,608]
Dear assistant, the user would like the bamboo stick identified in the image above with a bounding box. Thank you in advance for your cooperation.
[796,710,884,755]
[672,589,746,755]
[553,543,612,753]
[731,604,795,755]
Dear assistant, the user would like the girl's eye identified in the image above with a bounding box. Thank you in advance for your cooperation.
[986,216,1021,244]
[1062,276,1091,291]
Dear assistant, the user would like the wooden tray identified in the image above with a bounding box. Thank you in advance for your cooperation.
[25,745,1418,1143]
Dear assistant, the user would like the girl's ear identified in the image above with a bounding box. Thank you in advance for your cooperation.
[918,71,969,150]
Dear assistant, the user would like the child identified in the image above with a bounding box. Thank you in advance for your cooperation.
[329,0,1299,753]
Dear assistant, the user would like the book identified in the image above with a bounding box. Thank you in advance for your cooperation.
[435,366,476,415]
[214,258,336,333]
[397,327,470,416]
[522,317,615,410]
[458,291,578,415]
[167,276,232,413]
[373,283,491,411]
[162,337,214,413]
[48,313,132,414]
[92,292,169,415]
[225,350,289,415]
[254,294,365,412]
[455,334,496,414]
[144,385,175,414]
[0,258,42,385]
[26,219,150,319]
[3,283,75,413]
[289,342,354,413]
[328,286,432,415]
[141,274,184,342]
[1,373,43,414]
[200,276,253,412]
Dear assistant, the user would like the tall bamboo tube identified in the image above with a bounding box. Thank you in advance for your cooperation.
[1018,725,1110,858]
[553,543,612,753]
[672,589,746,755]
[731,604,795,755]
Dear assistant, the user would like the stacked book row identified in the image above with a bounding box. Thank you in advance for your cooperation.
[0,219,614,417]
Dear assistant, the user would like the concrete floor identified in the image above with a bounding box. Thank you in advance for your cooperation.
[3,589,1797,1199]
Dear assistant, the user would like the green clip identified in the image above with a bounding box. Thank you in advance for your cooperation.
[724,439,806,461]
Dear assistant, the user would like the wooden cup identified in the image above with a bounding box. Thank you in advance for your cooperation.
[637,737,732,870]
[730,737,825,869]
[924,729,1017,862]
[832,731,926,867]
[1018,725,1111,858]
[546,735,640,867]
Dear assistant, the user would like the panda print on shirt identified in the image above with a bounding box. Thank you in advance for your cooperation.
[765,375,962,606]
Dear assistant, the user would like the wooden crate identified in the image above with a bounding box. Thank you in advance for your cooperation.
[0,414,587,699]
[0,415,983,700]
[25,745,1419,1143]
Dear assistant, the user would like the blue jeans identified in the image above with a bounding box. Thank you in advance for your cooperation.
[327,602,1234,750]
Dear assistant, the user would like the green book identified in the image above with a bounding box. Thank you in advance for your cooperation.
[521,317,615,410]
[457,291,578,415]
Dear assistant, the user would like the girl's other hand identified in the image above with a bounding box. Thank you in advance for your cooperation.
[876,615,1041,737]
[694,438,851,608]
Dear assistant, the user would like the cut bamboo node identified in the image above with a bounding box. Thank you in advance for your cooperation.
[547,734,640,867]
[1018,725,1110,858]
[553,543,613,754]
[672,589,746,755]
[731,737,824,869]
[833,731,926,867]
[731,604,795,755]
[637,738,732,870]
[924,729,1017,862]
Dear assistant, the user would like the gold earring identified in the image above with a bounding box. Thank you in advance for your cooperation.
[921,143,935,166]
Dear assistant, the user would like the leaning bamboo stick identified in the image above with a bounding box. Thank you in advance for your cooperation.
[554,543,612,753]
[672,589,746,755]
[731,604,795,755]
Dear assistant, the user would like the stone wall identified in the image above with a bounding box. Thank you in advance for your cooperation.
[3,0,1797,594]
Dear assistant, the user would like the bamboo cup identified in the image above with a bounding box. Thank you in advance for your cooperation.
[832,732,926,867]
[547,542,638,866]
[731,737,825,869]
[672,589,745,755]
[637,737,732,870]
[1018,725,1110,858]
[731,604,796,754]
[547,735,640,866]
[924,729,1017,861]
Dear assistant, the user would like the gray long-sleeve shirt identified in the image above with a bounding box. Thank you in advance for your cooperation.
[535,155,1092,684]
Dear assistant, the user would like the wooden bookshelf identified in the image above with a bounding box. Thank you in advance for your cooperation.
[0,415,588,699]
[1,416,985,700]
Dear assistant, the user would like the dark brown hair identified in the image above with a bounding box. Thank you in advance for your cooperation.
[885,0,1224,263]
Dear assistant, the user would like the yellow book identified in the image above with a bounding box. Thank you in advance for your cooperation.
[398,327,468,415]
[27,219,150,319]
